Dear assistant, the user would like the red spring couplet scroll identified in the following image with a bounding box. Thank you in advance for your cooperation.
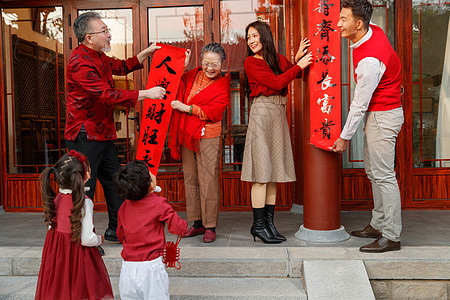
[308,0,341,151]
[136,44,186,174]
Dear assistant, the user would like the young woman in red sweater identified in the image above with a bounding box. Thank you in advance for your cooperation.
[241,20,313,243]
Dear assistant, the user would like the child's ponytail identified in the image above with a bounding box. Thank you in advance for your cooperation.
[40,167,57,229]
[69,170,86,242]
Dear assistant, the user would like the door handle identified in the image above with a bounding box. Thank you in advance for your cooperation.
[127,111,140,132]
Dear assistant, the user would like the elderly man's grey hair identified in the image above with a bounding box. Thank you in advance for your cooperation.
[73,12,102,43]
[201,43,226,63]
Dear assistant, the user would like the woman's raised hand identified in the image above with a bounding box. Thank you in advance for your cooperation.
[297,51,313,69]
[295,38,311,63]
[184,49,191,68]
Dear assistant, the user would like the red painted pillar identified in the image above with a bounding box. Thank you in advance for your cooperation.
[302,144,341,230]
[301,72,341,230]
[291,0,348,242]
[295,74,348,242]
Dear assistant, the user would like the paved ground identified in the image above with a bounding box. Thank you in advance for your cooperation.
[1,208,449,248]
[1,208,450,299]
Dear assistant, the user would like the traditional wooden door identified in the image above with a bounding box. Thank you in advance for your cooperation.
[138,0,213,210]
[339,2,399,209]
[68,2,149,210]
[1,4,66,211]
[340,0,450,210]
[406,0,450,208]
[216,0,295,210]
[339,1,400,209]
[140,0,295,211]
[0,0,306,212]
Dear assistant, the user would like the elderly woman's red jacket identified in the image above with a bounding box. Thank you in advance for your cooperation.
[169,67,230,160]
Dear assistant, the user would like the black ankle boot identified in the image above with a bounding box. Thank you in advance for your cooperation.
[251,207,282,244]
[265,205,286,241]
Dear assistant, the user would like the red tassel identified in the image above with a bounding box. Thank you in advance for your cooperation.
[162,236,182,269]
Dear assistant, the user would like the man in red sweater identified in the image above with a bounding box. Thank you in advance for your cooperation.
[66,12,166,244]
[332,0,404,252]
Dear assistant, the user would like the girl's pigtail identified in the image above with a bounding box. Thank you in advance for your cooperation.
[40,167,57,229]
[69,171,85,242]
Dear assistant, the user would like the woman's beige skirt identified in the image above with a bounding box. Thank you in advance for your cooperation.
[240,95,296,183]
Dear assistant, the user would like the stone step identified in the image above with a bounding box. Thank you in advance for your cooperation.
[170,277,306,299]
[1,246,450,279]
[303,260,375,300]
[0,276,307,300]
[0,276,40,300]
[1,246,290,278]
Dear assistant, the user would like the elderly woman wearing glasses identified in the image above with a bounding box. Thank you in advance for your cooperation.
[169,43,230,243]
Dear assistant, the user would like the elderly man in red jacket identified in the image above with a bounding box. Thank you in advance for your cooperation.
[65,12,165,244]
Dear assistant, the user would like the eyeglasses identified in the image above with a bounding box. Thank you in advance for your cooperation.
[87,27,110,35]
[202,62,221,69]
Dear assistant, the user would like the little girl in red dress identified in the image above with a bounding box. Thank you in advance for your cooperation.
[35,150,113,300]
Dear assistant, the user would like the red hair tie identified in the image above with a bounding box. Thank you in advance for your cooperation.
[68,150,87,164]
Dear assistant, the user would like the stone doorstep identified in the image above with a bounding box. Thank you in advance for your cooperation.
[303,260,375,300]
[2,278,450,300]
[170,277,307,299]
[0,277,307,300]
[1,246,450,280]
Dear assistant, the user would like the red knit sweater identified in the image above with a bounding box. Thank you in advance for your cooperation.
[244,54,302,99]
[352,25,402,111]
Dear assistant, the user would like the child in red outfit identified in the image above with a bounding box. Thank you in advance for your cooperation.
[113,160,187,300]
[35,151,113,300]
